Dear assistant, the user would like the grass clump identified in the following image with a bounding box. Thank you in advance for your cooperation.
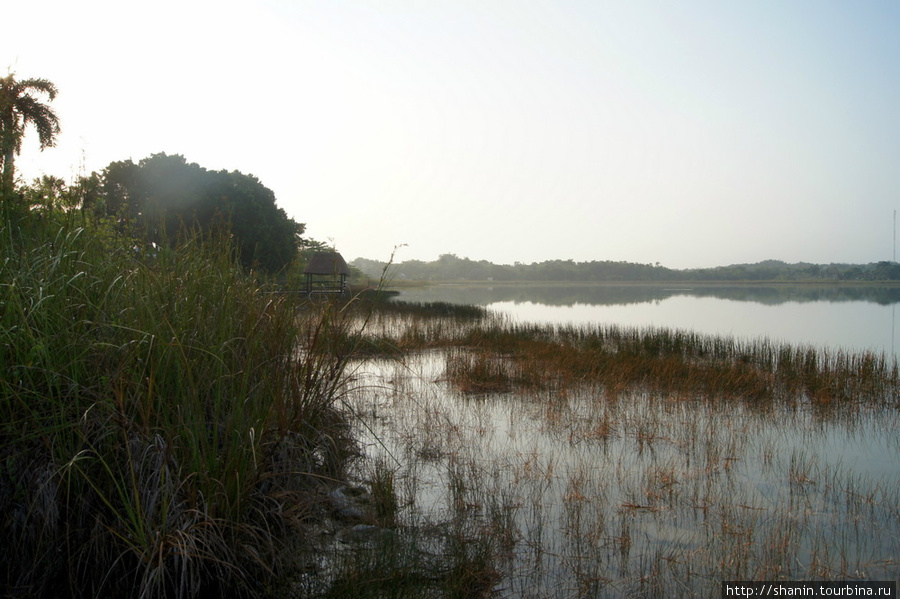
[0,215,360,598]
[443,321,899,406]
[374,300,488,321]
[367,302,899,406]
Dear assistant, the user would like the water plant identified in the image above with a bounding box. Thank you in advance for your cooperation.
[440,320,900,407]
[322,299,900,597]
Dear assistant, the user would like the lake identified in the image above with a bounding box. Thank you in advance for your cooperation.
[392,284,900,357]
[319,284,900,596]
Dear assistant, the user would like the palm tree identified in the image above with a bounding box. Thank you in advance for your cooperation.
[0,73,60,196]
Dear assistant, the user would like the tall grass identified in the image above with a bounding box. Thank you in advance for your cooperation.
[364,301,899,408]
[0,216,360,598]
[440,320,900,407]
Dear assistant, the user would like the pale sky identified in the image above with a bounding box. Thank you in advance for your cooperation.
[4,1,899,268]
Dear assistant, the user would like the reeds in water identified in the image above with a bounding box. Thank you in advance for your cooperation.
[0,218,362,598]
[440,319,899,407]
[327,297,900,596]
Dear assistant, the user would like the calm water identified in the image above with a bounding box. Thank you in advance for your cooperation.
[394,284,900,357]
[343,285,900,595]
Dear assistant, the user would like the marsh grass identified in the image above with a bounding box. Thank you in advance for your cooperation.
[0,215,365,598]
[366,458,399,527]
[439,320,899,408]
[366,300,899,407]
[321,300,900,597]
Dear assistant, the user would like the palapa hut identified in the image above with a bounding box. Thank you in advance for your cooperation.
[303,251,350,296]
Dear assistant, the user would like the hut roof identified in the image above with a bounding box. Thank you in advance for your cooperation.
[304,252,350,276]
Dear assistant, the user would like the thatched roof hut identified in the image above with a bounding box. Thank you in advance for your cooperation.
[304,252,349,276]
[303,251,349,295]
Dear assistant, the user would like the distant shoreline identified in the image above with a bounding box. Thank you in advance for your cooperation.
[352,256,900,285]
[381,279,900,289]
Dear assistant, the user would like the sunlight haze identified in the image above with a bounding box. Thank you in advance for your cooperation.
[4,0,899,268]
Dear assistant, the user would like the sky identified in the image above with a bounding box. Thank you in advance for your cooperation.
[4,0,900,269]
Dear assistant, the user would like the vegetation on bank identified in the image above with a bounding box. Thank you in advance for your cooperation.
[353,253,900,283]
[0,212,364,598]
[1,73,383,597]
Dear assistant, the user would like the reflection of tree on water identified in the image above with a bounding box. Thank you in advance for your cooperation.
[677,285,900,306]
[394,284,669,306]
[394,284,900,308]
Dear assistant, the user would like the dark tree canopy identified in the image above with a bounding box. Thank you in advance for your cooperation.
[93,153,304,272]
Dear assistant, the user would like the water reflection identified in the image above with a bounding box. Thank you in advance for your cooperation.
[394,283,900,307]
[394,284,900,357]
[350,352,900,596]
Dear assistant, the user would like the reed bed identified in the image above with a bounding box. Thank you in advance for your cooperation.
[444,321,899,407]
[366,301,899,408]
[319,300,900,597]
[0,217,362,598]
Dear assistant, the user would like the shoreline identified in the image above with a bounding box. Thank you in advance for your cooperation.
[381,279,900,289]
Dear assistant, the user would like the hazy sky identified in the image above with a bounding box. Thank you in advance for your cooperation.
[4,1,899,268]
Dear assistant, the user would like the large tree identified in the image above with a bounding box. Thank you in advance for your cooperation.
[95,153,305,272]
[0,73,60,197]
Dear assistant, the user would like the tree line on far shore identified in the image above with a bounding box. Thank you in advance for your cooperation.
[352,254,900,283]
